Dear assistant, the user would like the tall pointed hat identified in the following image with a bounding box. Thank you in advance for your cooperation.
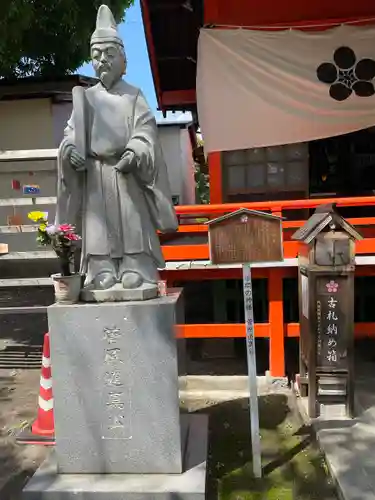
[91,4,123,46]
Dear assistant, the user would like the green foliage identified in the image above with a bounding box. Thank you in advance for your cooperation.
[36,229,51,247]
[195,162,209,204]
[194,136,210,204]
[0,0,133,78]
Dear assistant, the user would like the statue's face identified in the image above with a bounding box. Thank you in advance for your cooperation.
[91,42,125,89]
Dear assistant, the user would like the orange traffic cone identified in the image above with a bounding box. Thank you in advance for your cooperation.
[17,333,55,445]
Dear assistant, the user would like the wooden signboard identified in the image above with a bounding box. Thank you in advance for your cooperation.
[207,209,283,265]
[206,208,284,478]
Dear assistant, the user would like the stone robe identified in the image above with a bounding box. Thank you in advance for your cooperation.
[56,80,178,275]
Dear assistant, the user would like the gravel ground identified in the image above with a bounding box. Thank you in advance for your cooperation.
[0,367,48,500]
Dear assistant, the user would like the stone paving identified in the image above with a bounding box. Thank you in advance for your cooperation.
[297,360,375,500]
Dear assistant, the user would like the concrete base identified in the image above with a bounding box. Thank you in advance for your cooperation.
[81,282,158,302]
[23,414,208,500]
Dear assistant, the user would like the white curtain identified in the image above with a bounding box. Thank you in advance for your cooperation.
[197,25,375,153]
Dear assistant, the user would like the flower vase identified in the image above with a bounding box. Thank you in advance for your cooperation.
[51,273,82,304]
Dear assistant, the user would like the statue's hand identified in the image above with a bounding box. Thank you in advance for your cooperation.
[114,150,137,173]
[70,147,86,171]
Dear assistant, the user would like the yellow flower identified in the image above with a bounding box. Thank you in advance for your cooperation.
[39,223,47,232]
[28,211,47,223]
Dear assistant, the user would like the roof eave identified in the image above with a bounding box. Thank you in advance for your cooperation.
[206,207,284,226]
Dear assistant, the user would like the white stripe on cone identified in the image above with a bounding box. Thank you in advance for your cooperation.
[38,396,54,412]
[40,376,53,390]
[42,355,51,368]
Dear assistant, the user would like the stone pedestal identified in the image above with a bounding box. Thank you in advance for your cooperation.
[47,291,185,474]
[23,289,207,500]
[23,414,208,500]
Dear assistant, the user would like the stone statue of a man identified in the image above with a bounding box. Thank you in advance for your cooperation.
[56,4,178,300]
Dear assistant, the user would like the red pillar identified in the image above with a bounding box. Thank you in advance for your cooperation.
[268,268,285,377]
[204,0,219,24]
[208,152,223,204]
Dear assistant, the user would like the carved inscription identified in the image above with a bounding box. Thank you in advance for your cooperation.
[102,326,132,440]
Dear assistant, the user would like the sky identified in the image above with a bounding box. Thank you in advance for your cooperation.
[78,0,192,123]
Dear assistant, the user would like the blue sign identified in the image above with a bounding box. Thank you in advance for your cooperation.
[23,185,40,195]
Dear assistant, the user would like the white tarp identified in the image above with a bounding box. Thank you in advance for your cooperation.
[197,25,375,153]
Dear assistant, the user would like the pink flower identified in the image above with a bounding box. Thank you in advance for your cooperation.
[64,233,81,241]
[326,280,339,293]
[58,224,75,232]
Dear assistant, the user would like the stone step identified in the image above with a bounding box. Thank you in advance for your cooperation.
[179,375,288,398]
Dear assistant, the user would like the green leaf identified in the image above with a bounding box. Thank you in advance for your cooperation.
[0,0,134,77]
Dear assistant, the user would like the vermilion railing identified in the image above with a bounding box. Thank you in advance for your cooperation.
[175,195,375,217]
[159,195,375,262]
[164,196,375,378]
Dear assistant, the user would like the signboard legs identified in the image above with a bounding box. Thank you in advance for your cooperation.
[242,263,262,478]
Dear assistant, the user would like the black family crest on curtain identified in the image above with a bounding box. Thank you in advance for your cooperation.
[317,46,375,101]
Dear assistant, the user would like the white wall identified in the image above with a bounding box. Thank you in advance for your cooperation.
[0,98,61,251]
[179,128,196,205]
[158,125,195,205]
[0,98,54,150]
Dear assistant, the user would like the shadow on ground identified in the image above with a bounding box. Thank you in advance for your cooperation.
[0,286,51,349]
[186,338,270,376]
[187,394,338,500]
[0,317,45,370]
[0,313,47,349]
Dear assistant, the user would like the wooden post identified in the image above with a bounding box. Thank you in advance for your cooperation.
[206,208,284,476]
[243,264,262,478]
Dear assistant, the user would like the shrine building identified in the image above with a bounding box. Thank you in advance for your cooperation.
[140,0,375,376]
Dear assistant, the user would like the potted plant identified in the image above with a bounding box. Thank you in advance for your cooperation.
[28,211,83,304]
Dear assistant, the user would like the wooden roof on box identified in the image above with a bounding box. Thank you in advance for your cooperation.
[292,203,363,244]
[205,208,283,226]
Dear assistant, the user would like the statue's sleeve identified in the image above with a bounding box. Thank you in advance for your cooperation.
[125,90,178,233]
[125,90,158,185]
[55,113,82,228]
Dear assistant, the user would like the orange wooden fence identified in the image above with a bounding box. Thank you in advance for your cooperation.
[158,195,375,260]
[165,196,375,377]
